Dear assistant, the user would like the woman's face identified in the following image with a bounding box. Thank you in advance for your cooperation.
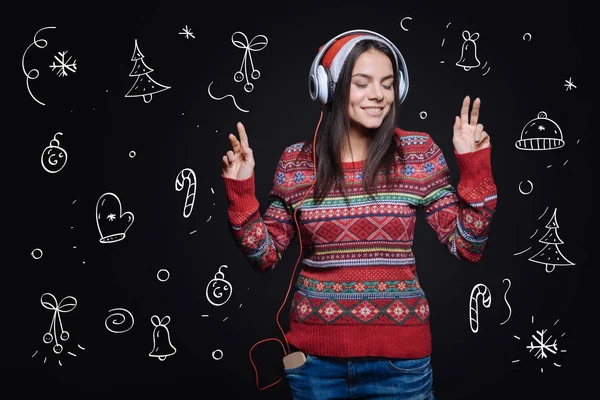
[347,49,394,135]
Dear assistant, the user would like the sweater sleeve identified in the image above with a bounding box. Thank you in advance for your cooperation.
[222,152,297,273]
[421,140,497,263]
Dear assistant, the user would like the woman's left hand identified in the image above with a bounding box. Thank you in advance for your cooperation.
[452,96,491,154]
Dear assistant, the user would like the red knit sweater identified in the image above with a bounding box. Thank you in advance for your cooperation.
[222,127,497,358]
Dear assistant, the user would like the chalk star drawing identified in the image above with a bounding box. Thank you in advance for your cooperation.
[31,293,86,366]
[49,51,77,77]
[179,25,195,39]
[564,77,576,91]
[512,316,566,373]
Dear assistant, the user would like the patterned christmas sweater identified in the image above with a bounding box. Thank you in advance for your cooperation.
[222,127,497,359]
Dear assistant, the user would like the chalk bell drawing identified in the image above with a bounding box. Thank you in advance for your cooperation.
[149,315,177,361]
[456,30,481,71]
[125,39,170,103]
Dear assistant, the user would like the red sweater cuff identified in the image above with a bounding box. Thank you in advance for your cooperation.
[454,146,493,186]
[222,172,259,214]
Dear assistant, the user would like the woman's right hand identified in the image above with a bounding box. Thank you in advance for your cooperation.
[221,122,255,180]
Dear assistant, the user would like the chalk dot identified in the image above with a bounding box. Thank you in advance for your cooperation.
[157,269,170,282]
[419,111,428,119]
[129,151,136,158]
[212,349,223,360]
[31,248,43,259]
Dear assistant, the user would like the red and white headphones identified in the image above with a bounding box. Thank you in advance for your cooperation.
[308,29,410,105]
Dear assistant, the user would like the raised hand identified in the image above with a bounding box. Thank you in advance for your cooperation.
[452,96,491,154]
[221,122,255,180]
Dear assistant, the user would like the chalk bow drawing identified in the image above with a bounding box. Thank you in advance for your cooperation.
[231,31,268,92]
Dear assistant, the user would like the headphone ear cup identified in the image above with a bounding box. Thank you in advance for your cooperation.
[315,65,331,105]
[397,70,404,103]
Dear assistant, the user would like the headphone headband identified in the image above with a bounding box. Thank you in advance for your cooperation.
[308,29,409,105]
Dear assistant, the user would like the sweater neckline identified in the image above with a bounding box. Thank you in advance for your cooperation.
[341,158,366,169]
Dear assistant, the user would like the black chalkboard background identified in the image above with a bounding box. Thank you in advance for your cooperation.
[9,1,589,399]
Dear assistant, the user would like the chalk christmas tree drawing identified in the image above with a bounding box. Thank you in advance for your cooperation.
[125,39,170,103]
[528,208,575,273]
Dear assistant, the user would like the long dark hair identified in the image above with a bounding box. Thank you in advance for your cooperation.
[303,39,403,205]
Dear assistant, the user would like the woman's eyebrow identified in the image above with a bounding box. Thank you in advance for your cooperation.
[351,73,394,80]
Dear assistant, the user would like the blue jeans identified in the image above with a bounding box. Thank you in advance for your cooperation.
[284,354,435,399]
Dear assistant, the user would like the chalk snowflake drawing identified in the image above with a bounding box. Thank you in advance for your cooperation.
[22,26,56,106]
[31,293,86,366]
[512,316,567,373]
[49,51,77,77]
[231,31,268,93]
[124,39,170,103]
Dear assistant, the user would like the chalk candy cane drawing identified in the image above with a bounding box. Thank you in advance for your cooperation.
[469,283,491,333]
[175,168,196,218]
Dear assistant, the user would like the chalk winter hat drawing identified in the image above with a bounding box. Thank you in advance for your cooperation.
[515,111,565,150]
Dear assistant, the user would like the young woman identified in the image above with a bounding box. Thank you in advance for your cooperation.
[221,30,496,400]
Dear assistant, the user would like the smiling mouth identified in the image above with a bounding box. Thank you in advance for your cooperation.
[362,107,384,116]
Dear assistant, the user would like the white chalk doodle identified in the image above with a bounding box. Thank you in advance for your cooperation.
[400,16,412,31]
[125,39,170,103]
[208,81,249,113]
[31,248,43,259]
[231,31,268,93]
[500,278,512,325]
[157,269,170,282]
[469,283,491,333]
[456,30,480,71]
[179,25,195,39]
[22,26,56,106]
[527,208,575,272]
[207,187,215,223]
[564,77,576,91]
[512,316,566,373]
[419,111,428,119]
[32,293,85,366]
[206,265,233,306]
[518,180,534,195]
[105,308,135,333]
[439,22,451,63]
[96,192,134,243]
[41,132,68,173]
[522,32,532,41]
[515,111,564,151]
[175,168,196,218]
[212,349,224,360]
[149,315,176,361]
[129,150,136,158]
[49,50,77,77]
